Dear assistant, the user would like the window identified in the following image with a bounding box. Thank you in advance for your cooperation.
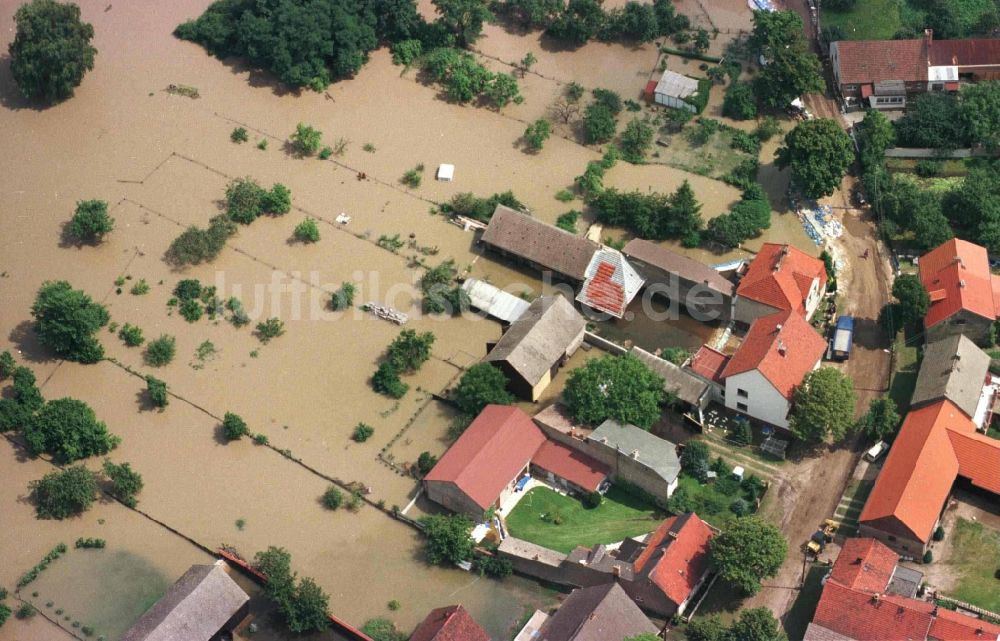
[902,545,909,551]
[737,402,748,412]
[954,319,967,325]
[888,535,897,542]
[932,83,944,91]
[737,388,749,399]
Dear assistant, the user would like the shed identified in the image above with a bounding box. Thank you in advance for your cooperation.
[437,164,455,181]
[121,562,249,641]
[652,70,700,112]
[576,247,645,318]
[480,205,599,282]
[461,278,531,323]
[587,419,682,502]
[630,346,711,410]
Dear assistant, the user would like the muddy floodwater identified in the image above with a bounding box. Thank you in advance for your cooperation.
[0,0,797,636]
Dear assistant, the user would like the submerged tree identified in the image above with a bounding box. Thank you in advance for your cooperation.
[31,281,109,363]
[9,0,96,103]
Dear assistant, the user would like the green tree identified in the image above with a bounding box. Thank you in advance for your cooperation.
[433,0,492,46]
[583,102,617,144]
[291,123,323,156]
[31,281,109,363]
[776,118,854,199]
[118,323,144,347]
[624,635,660,641]
[386,329,435,373]
[67,200,114,242]
[518,51,537,76]
[264,183,292,214]
[331,282,356,311]
[255,318,285,343]
[144,335,176,367]
[419,513,475,565]
[564,354,665,429]
[29,465,97,519]
[895,93,969,149]
[856,109,895,163]
[0,603,10,627]
[722,81,757,120]
[285,578,330,633]
[546,0,604,44]
[322,486,344,509]
[146,375,168,408]
[486,72,523,109]
[668,179,703,245]
[680,440,711,481]
[293,218,321,243]
[254,546,295,604]
[661,346,690,365]
[0,351,15,380]
[619,117,654,163]
[891,274,930,328]
[352,423,375,442]
[789,367,857,442]
[417,451,438,475]
[166,215,235,265]
[961,81,1000,150]
[361,618,405,641]
[523,118,552,151]
[22,398,120,463]
[226,177,268,224]
[730,607,787,641]
[749,10,823,109]
[556,210,580,233]
[372,362,408,398]
[857,397,901,443]
[710,516,788,595]
[454,362,514,416]
[222,412,249,441]
[684,615,728,641]
[9,0,96,103]
[102,460,143,507]
[942,163,1000,253]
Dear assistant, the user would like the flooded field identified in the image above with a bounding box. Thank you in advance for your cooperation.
[0,0,807,636]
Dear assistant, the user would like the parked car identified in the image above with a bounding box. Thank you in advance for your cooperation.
[864,440,889,462]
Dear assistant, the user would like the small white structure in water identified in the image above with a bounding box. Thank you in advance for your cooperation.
[651,70,699,112]
[437,164,455,181]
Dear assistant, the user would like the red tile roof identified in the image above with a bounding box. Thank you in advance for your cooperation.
[720,310,826,399]
[689,345,730,384]
[811,538,1000,641]
[576,248,645,319]
[424,405,546,511]
[859,400,962,544]
[833,39,928,85]
[410,605,490,641]
[829,538,897,593]
[736,243,826,314]
[919,239,999,328]
[633,513,714,608]
[582,262,625,317]
[947,428,1000,495]
[530,440,610,492]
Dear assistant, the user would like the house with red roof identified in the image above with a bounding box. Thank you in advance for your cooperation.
[919,238,1000,346]
[859,396,1000,558]
[734,243,827,326]
[575,247,645,319]
[410,604,490,641]
[715,309,826,429]
[831,29,1000,109]
[805,537,1000,641]
[424,405,610,520]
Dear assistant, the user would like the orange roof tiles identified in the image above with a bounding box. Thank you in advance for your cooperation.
[530,440,609,492]
[720,309,826,399]
[633,513,714,608]
[833,39,929,85]
[689,345,730,384]
[929,607,1000,640]
[829,538,897,593]
[736,243,826,314]
[919,239,999,328]
[424,405,546,511]
[410,605,490,641]
[947,429,1000,495]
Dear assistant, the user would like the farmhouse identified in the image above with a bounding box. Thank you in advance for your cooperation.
[575,247,645,319]
[831,29,1000,109]
[515,583,658,641]
[716,310,826,429]
[423,405,609,519]
[485,295,586,401]
[586,419,682,501]
[859,397,1000,557]
[410,604,490,641]
[919,238,1000,345]
[909,334,993,423]
[734,243,827,326]
[623,238,735,321]
[121,561,249,641]
[480,205,598,282]
[804,538,1000,641]
[645,70,700,112]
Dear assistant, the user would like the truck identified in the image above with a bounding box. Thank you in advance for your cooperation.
[831,315,854,360]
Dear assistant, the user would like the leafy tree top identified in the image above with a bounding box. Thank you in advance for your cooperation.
[454,362,514,416]
[419,513,474,565]
[9,0,96,103]
[710,516,788,595]
[23,397,120,463]
[789,366,857,442]
[563,354,665,429]
[891,274,929,328]
[776,118,854,199]
[31,281,110,363]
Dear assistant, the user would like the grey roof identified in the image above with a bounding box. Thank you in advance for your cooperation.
[653,70,699,99]
[480,205,598,281]
[887,564,923,598]
[911,334,990,417]
[538,583,657,641]
[486,296,586,386]
[588,419,681,485]
[803,623,856,641]
[630,346,710,406]
[122,562,249,641]
[623,238,736,296]
[461,278,531,323]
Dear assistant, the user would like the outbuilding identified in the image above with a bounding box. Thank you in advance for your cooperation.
[648,70,700,112]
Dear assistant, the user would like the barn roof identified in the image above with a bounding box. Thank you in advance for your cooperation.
[121,562,249,641]
[630,346,710,406]
[589,419,681,486]
[910,334,991,418]
[480,205,598,280]
[623,238,735,296]
[538,583,657,641]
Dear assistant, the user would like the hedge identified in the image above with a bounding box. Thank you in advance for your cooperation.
[660,47,722,63]
[682,77,713,114]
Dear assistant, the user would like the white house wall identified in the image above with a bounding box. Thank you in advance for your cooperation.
[725,370,790,428]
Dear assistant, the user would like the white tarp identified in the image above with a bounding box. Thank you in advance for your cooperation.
[437,164,455,181]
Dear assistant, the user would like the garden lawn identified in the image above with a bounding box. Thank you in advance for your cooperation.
[821,0,901,40]
[889,330,920,411]
[673,474,757,530]
[504,486,661,554]
[947,518,1000,613]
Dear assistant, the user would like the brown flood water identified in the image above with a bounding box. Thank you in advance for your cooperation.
[0,0,803,637]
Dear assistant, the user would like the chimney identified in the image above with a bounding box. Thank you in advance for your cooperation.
[775,323,783,333]
[613,565,621,577]
[775,245,789,272]
[953,255,964,268]
[777,340,787,356]
[668,530,679,540]
[872,593,882,603]
[960,279,967,288]
[631,449,640,459]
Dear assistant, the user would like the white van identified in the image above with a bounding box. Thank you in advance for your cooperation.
[864,441,889,462]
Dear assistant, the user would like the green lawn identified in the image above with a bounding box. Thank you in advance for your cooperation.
[821,0,901,40]
[505,486,662,554]
[947,518,1000,612]
[673,474,760,530]
[889,330,920,412]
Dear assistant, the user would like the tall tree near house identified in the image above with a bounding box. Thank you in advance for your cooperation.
[890,274,930,329]
[419,513,475,565]
[776,118,854,199]
[8,0,96,103]
[710,516,788,595]
[749,9,823,109]
[563,354,665,429]
[960,81,1000,150]
[789,367,857,442]
[857,397,901,442]
[518,51,537,77]
[453,362,515,417]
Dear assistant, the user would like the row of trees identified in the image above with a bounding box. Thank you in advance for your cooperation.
[895,83,1000,151]
[253,546,331,633]
[420,47,522,108]
[704,183,772,248]
[493,0,690,46]
[590,181,704,246]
